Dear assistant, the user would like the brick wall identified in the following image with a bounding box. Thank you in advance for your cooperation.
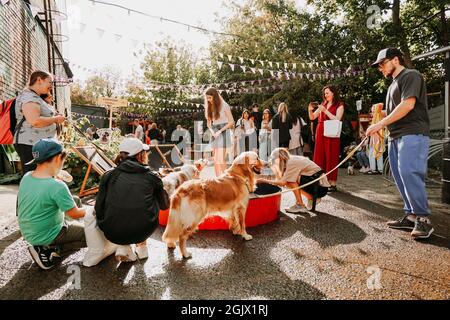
[0,0,71,114]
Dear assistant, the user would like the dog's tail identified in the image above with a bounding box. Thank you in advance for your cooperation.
[162,193,183,244]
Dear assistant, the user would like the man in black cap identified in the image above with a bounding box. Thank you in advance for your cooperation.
[367,48,432,239]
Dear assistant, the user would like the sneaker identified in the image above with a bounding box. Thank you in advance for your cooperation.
[115,245,137,262]
[135,244,148,260]
[328,186,338,192]
[306,198,321,211]
[285,203,308,214]
[411,217,434,239]
[28,246,56,270]
[387,215,415,230]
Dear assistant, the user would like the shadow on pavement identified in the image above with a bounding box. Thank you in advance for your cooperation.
[329,191,450,249]
[288,211,367,248]
[0,229,21,257]
[0,217,327,300]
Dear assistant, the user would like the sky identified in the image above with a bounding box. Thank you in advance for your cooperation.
[65,0,311,82]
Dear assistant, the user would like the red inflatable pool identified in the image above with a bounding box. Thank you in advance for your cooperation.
[159,193,281,230]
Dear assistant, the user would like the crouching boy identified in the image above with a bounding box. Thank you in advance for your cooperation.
[17,138,87,270]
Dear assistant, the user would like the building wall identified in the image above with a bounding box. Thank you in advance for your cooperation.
[0,0,71,114]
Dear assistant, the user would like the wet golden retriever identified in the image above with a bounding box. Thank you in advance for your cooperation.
[162,151,264,258]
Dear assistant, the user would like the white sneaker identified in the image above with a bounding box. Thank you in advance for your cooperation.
[306,198,321,211]
[135,244,148,260]
[285,204,308,214]
[115,245,137,262]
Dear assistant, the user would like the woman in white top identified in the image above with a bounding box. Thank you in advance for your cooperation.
[236,109,257,154]
[204,87,235,176]
[257,148,330,213]
[259,109,272,161]
[289,112,305,156]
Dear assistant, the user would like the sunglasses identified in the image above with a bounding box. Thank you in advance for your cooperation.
[378,59,392,68]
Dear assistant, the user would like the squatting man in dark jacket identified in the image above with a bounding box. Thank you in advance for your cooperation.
[92,137,165,263]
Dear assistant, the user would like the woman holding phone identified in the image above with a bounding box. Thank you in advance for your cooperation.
[308,85,344,192]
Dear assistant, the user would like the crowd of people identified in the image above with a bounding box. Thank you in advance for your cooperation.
[11,46,434,271]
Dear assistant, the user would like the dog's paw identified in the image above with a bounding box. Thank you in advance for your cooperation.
[182,252,192,259]
[167,243,176,250]
[242,234,253,241]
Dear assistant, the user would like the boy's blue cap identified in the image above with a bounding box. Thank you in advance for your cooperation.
[25,138,63,165]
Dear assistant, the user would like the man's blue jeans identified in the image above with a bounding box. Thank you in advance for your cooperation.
[388,134,430,216]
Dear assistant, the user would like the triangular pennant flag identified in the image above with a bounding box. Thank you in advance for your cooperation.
[219,53,224,59]
[250,59,255,65]
[269,70,274,77]
[250,67,256,74]
[217,61,223,70]
[229,63,235,71]
[301,63,305,68]
[292,63,297,69]
[240,65,246,72]
[258,80,262,85]
[114,34,122,42]
[96,27,105,38]
[259,60,264,67]
[28,4,40,17]
[284,63,288,69]
[227,55,233,62]
[258,69,264,76]
[285,72,290,80]
[238,57,244,63]
[276,62,280,69]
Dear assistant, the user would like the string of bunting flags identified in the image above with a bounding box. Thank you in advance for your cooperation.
[216,60,366,80]
[126,95,246,110]
[217,52,372,71]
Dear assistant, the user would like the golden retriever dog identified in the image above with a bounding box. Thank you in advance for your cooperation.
[160,159,208,196]
[162,151,264,259]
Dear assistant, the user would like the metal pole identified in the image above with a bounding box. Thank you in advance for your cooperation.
[109,105,113,129]
[42,1,52,75]
[445,51,449,139]
[47,0,58,109]
[442,51,450,203]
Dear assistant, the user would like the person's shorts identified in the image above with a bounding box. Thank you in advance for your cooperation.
[211,123,232,149]
[299,171,328,198]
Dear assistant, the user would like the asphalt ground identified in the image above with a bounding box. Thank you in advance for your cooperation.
[0,167,449,300]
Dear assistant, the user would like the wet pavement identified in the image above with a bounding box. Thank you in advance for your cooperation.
[0,168,449,300]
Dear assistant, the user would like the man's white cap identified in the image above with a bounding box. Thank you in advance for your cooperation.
[119,137,150,157]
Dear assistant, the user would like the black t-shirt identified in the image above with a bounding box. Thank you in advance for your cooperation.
[386,68,430,140]
[250,111,262,130]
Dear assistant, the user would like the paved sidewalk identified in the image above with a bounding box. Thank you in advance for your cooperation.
[0,169,449,300]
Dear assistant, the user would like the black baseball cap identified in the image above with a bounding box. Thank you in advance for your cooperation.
[371,48,403,68]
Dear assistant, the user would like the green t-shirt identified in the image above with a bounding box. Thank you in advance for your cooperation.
[18,172,76,246]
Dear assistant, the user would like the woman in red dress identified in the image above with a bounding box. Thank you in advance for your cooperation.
[308,85,344,192]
